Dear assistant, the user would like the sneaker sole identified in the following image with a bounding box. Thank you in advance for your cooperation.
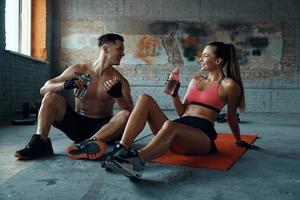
[112,160,143,179]
[15,152,32,160]
[15,152,54,160]
[103,160,129,174]
[66,141,107,160]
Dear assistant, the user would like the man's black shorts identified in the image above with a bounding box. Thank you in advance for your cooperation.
[53,103,112,143]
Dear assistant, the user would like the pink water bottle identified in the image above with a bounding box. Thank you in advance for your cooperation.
[164,68,180,96]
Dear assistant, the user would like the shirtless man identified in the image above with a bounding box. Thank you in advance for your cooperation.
[15,33,134,160]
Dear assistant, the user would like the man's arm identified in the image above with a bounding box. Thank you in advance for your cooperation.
[115,78,134,112]
[40,64,83,96]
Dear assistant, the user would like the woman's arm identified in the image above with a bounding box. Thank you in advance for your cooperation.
[172,78,196,117]
[226,81,253,148]
[223,79,242,143]
[172,95,186,117]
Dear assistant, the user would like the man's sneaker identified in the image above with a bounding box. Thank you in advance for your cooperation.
[104,148,144,179]
[15,134,54,160]
[66,139,107,160]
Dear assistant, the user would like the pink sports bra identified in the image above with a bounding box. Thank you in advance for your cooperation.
[185,78,225,113]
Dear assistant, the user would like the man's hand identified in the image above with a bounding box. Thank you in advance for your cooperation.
[104,79,122,98]
[64,77,85,90]
[64,78,78,89]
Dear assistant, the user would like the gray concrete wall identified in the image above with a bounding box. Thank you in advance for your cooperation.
[0,0,53,118]
[53,0,300,113]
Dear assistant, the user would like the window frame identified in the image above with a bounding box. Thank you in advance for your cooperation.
[5,0,32,56]
[5,0,47,62]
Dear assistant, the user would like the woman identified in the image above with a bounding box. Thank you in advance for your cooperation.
[103,42,250,179]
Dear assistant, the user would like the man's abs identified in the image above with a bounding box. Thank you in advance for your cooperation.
[75,98,114,118]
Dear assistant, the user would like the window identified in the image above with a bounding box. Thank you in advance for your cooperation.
[5,0,47,61]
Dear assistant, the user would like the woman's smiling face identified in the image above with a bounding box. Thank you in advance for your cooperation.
[199,45,219,71]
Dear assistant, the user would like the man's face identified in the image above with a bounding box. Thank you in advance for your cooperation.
[106,40,125,65]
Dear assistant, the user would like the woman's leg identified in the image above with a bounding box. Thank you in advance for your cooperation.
[120,94,168,149]
[138,120,212,162]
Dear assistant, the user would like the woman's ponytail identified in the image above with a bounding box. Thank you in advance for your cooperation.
[226,43,245,111]
[207,42,246,111]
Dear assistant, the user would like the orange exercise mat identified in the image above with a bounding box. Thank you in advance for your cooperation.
[150,133,257,170]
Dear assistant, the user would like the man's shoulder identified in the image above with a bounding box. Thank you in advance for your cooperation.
[112,67,127,80]
[66,63,89,70]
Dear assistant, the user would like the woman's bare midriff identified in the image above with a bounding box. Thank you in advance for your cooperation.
[182,104,218,123]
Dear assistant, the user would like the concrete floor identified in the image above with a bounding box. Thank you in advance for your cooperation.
[0,112,300,200]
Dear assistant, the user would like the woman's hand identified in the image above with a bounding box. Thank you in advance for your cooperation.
[235,141,253,149]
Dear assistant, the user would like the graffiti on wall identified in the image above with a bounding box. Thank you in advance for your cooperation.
[59,18,295,80]
[122,35,169,65]
[135,36,160,64]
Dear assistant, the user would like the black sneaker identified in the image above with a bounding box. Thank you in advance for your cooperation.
[15,134,54,160]
[104,147,144,179]
[102,143,129,168]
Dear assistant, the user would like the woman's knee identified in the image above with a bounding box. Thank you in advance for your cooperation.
[137,94,155,104]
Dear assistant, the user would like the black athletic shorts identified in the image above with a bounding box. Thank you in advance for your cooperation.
[53,103,112,143]
[173,116,218,153]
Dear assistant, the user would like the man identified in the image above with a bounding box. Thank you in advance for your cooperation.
[15,33,134,160]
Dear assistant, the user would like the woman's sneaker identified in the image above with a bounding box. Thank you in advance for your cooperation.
[104,146,144,179]
[66,139,107,160]
[15,134,54,160]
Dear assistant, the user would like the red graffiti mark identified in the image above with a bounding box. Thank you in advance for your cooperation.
[135,36,160,64]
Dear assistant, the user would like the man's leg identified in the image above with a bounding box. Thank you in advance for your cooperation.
[36,92,67,139]
[66,110,130,160]
[15,92,67,159]
[90,110,130,143]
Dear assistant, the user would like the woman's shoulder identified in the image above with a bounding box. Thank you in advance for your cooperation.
[221,77,241,92]
[191,75,204,83]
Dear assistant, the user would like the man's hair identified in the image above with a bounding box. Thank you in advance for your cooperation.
[98,33,124,47]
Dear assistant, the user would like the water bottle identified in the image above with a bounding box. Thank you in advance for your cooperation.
[73,73,92,100]
[164,68,180,96]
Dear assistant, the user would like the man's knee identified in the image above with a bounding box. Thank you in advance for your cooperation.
[116,110,130,123]
[41,92,64,107]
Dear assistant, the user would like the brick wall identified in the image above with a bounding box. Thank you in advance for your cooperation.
[1,0,299,117]
[0,0,53,118]
[53,0,300,113]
